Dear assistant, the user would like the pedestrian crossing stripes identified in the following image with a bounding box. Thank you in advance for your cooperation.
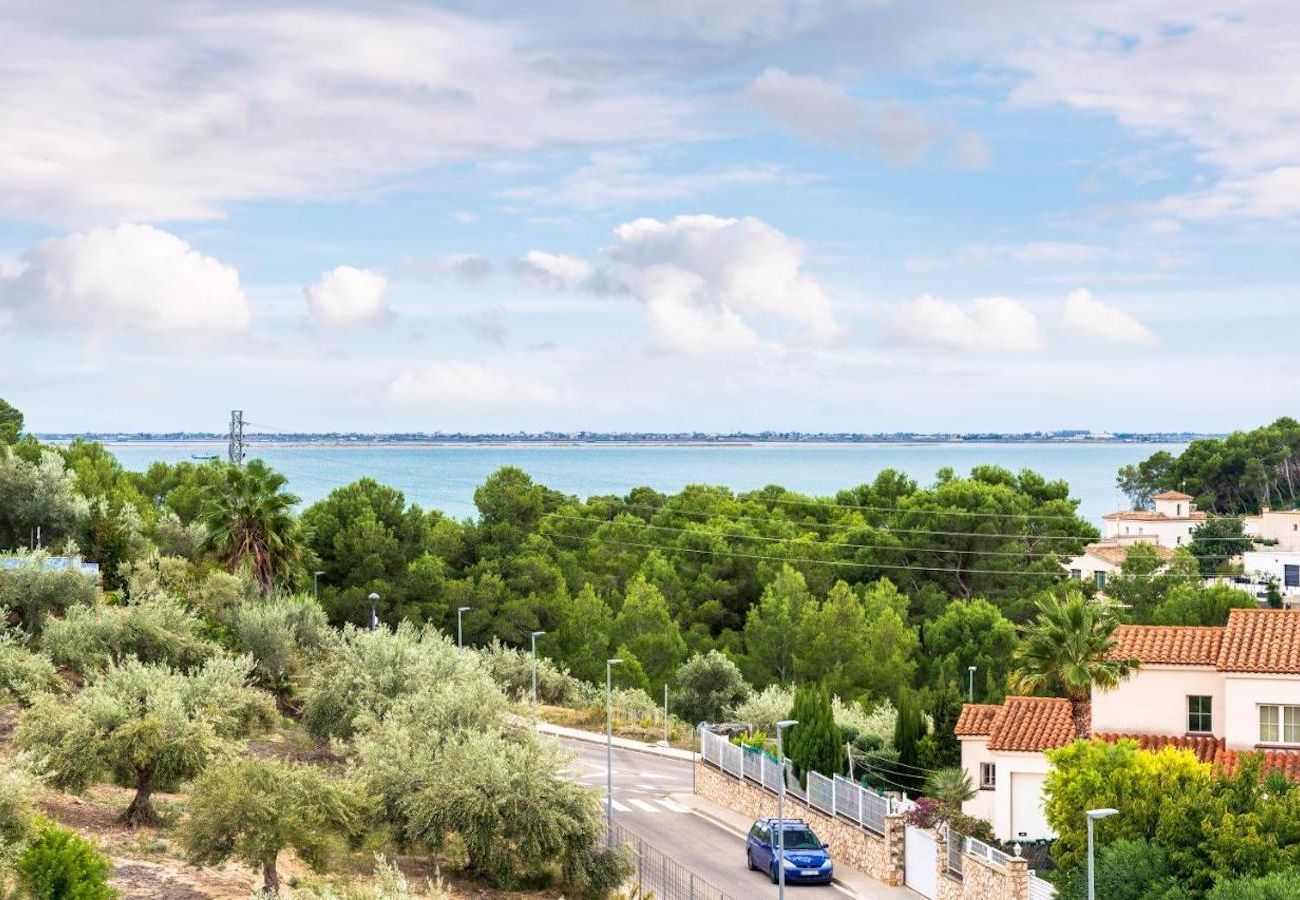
[604,797,690,814]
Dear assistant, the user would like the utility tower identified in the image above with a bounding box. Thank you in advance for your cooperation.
[227,410,245,465]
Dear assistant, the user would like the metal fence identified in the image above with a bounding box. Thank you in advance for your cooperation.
[610,821,739,900]
[965,836,1014,869]
[946,831,964,880]
[1028,872,1058,900]
[698,726,897,838]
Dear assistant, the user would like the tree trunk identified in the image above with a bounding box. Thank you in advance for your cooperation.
[262,856,280,895]
[122,768,157,826]
[1070,695,1091,740]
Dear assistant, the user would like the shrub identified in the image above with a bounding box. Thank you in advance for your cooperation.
[673,651,750,725]
[189,569,256,623]
[296,856,452,900]
[0,760,38,865]
[233,594,329,690]
[727,683,793,730]
[19,656,272,825]
[475,639,582,705]
[41,596,216,675]
[0,552,98,634]
[0,627,61,704]
[303,622,499,743]
[14,822,117,900]
[1208,871,1300,899]
[118,554,195,602]
[180,756,362,895]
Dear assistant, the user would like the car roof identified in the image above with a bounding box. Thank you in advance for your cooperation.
[756,818,814,829]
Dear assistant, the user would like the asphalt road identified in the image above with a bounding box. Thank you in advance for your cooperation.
[560,738,842,899]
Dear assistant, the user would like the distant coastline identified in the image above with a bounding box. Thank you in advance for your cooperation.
[38,430,1213,448]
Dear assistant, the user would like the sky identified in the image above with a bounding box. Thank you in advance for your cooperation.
[1,0,1298,434]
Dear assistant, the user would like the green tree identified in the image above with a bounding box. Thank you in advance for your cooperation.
[891,688,927,795]
[786,685,843,783]
[923,767,976,806]
[1058,839,1181,900]
[0,629,61,704]
[41,596,216,676]
[0,551,98,634]
[741,565,811,687]
[922,598,1018,702]
[548,584,614,683]
[198,460,306,596]
[14,823,117,900]
[673,651,750,725]
[0,399,22,445]
[1188,516,1254,577]
[0,449,90,553]
[1012,591,1136,737]
[612,576,687,693]
[180,756,361,895]
[18,656,271,824]
[232,594,330,692]
[1151,584,1258,626]
[1106,545,1201,622]
[1208,871,1300,899]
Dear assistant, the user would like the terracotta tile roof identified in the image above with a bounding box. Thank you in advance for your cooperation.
[1095,733,1225,764]
[1220,748,1300,781]
[987,696,1076,752]
[1217,608,1300,674]
[1083,542,1175,567]
[1152,491,1194,501]
[955,704,1001,737]
[1108,625,1223,666]
[1102,510,1207,522]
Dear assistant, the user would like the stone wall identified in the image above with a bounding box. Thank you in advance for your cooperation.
[694,761,902,886]
[695,761,1035,899]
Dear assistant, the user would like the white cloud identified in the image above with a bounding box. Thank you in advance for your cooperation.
[745,68,943,162]
[0,5,687,224]
[607,214,841,354]
[632,0,828,44]
[433,254,495,281]
[952,131,992,170]
[886,295,1042,353]
[0,224,250,337]
[1160,167,1300,221]
[516,251,594,289]
[502,152,793,210]
[304,266,390,327]
[389,360,560,410]
[1061,289,1156,345]
[906,241,1105,272]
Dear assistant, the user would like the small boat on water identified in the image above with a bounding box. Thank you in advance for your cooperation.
[191,454,220,461]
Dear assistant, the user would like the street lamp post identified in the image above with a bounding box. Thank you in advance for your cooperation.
[776,719,798,900]
[530,630,546,706]
[313,570,325,602]
[968,665,977,703]
[457,606,471,650]
[367,592,379,633]
[663,682,669,744]
[1087,808,1118,900]
[605,658,624,846]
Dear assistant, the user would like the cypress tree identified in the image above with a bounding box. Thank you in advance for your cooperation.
[786,685,843,785]
[892,687,927,796]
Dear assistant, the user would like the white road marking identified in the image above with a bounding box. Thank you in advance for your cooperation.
[629,799,661,813]
[604,799,632,812]
[657,798,691,813]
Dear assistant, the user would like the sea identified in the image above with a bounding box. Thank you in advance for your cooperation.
[100,441,1187,529]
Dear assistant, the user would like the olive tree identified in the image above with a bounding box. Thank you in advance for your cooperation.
[180,756,362,895]
[18,656,272,825]
[40,596,216,676]
[0,627,61,704]
[673,651,750,725]
[233,594,330,691]
[0,449,90,554]
[0,552,98,634]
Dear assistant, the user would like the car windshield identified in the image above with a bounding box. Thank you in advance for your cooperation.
[779,829,822,850]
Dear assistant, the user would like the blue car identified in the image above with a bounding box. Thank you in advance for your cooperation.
[745,818,834,885]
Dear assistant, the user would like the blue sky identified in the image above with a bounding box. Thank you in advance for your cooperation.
[1,0,1297,433]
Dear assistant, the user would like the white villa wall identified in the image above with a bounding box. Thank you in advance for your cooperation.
[1241,550,1300,597]
[1092,666,1225,738]
[1223,673,1300,749]
[989,752,1052,842]
[960,736,996,823]
[1063,552,1120,585]
[1104,517,1199,548]
[1244,511,1300,551]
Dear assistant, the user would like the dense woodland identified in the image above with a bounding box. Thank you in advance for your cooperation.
[0,396,1289,897]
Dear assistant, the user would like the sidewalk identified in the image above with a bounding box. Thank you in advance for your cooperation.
[535,720,697,762]
[668,791,917,900]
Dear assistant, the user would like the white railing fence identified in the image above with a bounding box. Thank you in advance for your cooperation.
[964,836,1013,869]
[698,726,898,838]
[1028,872,1057,899]
[945,830,963,879]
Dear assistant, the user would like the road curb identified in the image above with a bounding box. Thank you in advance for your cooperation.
[539,722,696,762]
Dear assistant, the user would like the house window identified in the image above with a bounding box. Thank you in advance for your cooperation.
[1187,696,1212,733]
[1177,504,1183,516]
[1286,565,1300,589]
[1095,571,1107,590]
[1260,705,1300,744]
[1176,536,1182,546]
[1070,568,1081,580]
[980,763,996,790]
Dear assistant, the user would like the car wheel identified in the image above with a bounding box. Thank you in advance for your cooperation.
[769,864,779,884]
[746,850,755,871]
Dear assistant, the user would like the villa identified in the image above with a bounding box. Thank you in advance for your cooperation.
[958,608,1300,842]
[1101,490,1205,548]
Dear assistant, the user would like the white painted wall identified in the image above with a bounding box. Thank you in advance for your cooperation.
[1243,511,1300,551]
[1010,772,1050,842]
[990,752,1053,842]
[1223,673,1300,749]
[960,736,996,823]
[1092,666,1225,738]
[1063,551,1121,587]
[1241,550,1300,596]
[1103,517,1199,548]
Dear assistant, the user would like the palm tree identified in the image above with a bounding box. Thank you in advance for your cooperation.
[199,460,305,595]
[924,767,976,807]
[1011,591,1136,738]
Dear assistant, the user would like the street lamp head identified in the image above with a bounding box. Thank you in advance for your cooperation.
[368,592,380,601]
[314,570,325,576]
[776,719,798,730]
[1087,808,1119,820]
[531,630,547,637]
[608,658,623,665]
[458,606,471,612]
[968,665,977,672]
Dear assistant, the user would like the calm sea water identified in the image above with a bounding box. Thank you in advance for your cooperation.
[102,441,1186,528]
